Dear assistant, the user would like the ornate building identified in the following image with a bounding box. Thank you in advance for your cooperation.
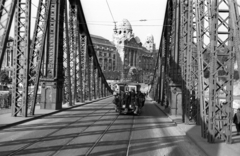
[1,37,14,77]
[91,34,121,80]
[112,19,156,83]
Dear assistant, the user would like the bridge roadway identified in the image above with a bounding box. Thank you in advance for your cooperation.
[0,97,206,156]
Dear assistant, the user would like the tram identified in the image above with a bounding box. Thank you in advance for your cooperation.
[112,82,145,115]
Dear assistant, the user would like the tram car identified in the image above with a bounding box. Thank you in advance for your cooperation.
[112,82,145,115]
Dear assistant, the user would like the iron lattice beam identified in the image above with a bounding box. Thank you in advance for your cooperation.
[180,0,190,123]
[12,0,31,117]
[29,0,51,115]
[208,0,234,143]
[63,0,73,106]
[69,4,78,103]
[39,0,65,110]
[195,0,211,139]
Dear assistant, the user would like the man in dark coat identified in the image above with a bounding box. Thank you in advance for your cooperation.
[233,108,240,135]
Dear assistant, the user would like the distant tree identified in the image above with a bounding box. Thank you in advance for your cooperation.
[0,70,11,85]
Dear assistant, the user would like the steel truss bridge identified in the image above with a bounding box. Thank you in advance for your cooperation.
[150,0,240,144]
[0,0,112,117]
[0,0,239,145]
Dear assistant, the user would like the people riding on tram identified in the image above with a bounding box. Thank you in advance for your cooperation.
[112,83,145,115]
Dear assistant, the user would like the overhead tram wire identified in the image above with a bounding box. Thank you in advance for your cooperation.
[31,2,38,8]
[105,0,117,30]
[78,22,171,27]
[86,19,164,23]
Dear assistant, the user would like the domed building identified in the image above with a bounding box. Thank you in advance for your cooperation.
[90,19,156,83]
[113,19,134,44]
[112,19,156,83]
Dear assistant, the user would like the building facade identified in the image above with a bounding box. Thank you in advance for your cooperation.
[91,34,121,80]
[112,19,156,83]
[1,37,14,77]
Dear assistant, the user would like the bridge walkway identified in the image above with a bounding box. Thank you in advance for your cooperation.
[0,97,208,156]
[154,101,240,156]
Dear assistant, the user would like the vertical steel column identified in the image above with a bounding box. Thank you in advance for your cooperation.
[168,0,181,84]
[180,0,190,123]
[79,34,87,102]
[186,0,201,124]
[195,0,211,138]
[101,81,104,97]
[75,10,83,103]
[160,37,166,105]
[192,0,201,125]
[102,83,105,97]
[93,65,96,99]
[185,0,194,124]
[98,72,101,98]
[92,59,97,100]
[0,0,17,69]
[105,82,107,96]
[208,0,234,143]
[86,49,91,101]
[88,56,92,101]
[179,0,185,91]
[102,80,104,97]
[63,0,73,106]
[170,0,176,79]
[40,0,65,110]
[104,83,106,97]
[157,48,162,104]
[68,3,78,104]
[95,68,99,99]
[163,0,172,108]
[99,76,102,98]
[29,0,51,115]
[12,0,31,117]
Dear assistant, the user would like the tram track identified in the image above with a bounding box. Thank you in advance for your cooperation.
[126,115,135,156]
[6,102,113,156]
[51,108,120,156]
[84,113,120,156]
[83,114,135,156]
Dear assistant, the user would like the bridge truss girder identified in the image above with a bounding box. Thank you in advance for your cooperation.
[151,0,240,144]
[0,0,112,117]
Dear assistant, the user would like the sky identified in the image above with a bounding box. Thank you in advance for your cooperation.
[81,0,167,49]
[9,0,167,49]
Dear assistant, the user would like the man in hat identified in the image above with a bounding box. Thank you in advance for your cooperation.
[233,108,240,135]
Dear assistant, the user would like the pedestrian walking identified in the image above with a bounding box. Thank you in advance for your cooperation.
[233,108,240,135]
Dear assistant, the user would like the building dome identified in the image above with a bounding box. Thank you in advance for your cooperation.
[117,19,132,30]
[134,36,141,43]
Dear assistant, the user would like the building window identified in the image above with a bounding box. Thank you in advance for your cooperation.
[104,59,107,70]
[99,52,102,56]
[113,54,115,59]
[109,59,111,70]
[99,58,102,65]
[104,53,107,57]
[113,61,115,71]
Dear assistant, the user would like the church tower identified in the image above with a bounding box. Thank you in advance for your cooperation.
[144,34,156,53]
